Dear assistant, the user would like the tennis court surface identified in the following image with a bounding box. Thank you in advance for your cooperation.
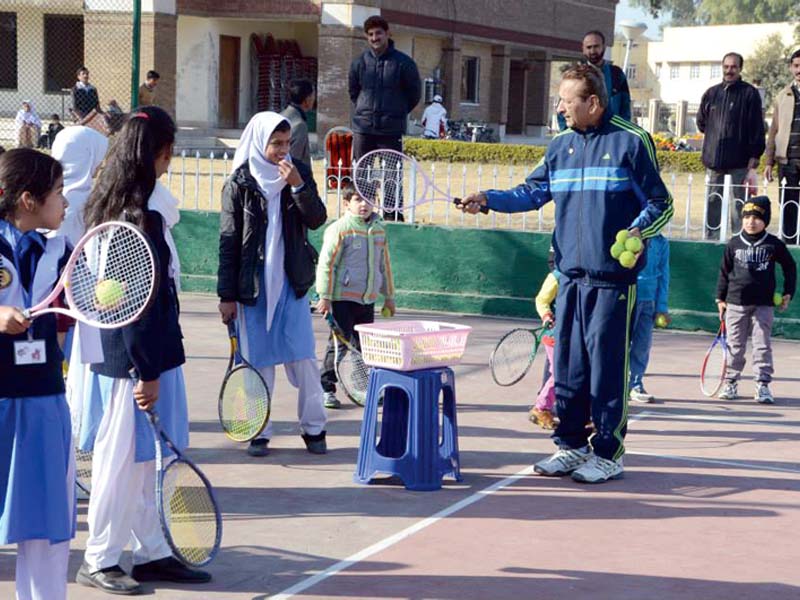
[2,293,798,599]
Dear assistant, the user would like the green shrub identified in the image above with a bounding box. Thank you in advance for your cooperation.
[402,137,719,173]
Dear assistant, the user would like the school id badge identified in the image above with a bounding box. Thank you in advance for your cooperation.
[14,339,46,365]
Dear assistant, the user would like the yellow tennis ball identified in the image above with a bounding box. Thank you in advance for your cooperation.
[96,279,125,306]
[615,229,629,244]
[610,242,625,259]
[381,306,392,318]
[619,250,636,269]
[624,237,642,253]
[655,314,668,328]
[774,293,783,307]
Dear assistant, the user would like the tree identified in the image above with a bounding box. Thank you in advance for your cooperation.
[744,33,790,108]
[634,0,799,26]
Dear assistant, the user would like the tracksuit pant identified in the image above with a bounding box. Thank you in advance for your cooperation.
[724,303,774,384]
[629,299,656,391]
[321,301,374,394]
[553,278,636,461]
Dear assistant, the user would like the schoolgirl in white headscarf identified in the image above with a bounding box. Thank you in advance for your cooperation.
[51,125,109,246]
[218,111,329,455]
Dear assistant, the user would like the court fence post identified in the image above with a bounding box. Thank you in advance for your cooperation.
[719,174,732,243]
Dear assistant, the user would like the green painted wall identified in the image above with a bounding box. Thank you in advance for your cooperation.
[174,211,800,338]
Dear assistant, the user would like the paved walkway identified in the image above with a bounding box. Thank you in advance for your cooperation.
[1,293,798,599]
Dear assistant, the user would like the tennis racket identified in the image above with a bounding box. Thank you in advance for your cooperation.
[353,149,464,214]
[325,313,370,406]
[75,447,93,495]
[23,221,157,329]
[490,325,552,387]
[218,322,271,442]
[700,318,728,397]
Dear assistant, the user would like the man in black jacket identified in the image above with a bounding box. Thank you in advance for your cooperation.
[348,15,421,221]
[697,52,765,240]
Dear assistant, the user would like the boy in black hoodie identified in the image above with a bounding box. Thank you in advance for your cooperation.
[715,195,796,403]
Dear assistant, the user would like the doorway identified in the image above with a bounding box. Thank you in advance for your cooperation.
[506,60,527,135]
[218,35,240,128]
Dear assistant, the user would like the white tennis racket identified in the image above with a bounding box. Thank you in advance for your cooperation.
[23,221,157,329]
[354,149,469,214]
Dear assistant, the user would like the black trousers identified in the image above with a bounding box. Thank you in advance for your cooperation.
[321,301,375,393]
[352,133,404,222]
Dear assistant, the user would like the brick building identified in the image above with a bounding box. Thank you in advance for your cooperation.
[1,1,618,141]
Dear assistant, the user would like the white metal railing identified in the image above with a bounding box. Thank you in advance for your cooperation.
[166,151,800,244]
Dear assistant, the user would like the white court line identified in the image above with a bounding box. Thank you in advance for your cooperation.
[270,465,534,599]
[634,412,783,427]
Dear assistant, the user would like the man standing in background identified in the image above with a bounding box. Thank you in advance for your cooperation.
[348,15,421,221]
[764,49,800,244]
[138,71,160,107]
[281,78,315,168]
[697,52,765,240]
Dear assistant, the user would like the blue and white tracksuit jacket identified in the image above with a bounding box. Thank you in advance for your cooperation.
[485,112,673,460]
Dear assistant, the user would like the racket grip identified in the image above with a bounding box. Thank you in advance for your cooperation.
[453,197,489,214]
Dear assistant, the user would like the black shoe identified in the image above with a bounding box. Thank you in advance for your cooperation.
[302,430,327,454]
[76,562,142,595]
[247,438,270,457]
[131,556,212,584]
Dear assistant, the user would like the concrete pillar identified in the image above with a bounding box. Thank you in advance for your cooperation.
[675,100,688,137]
[488,44,510,139]
[525,51,550,137]
[316,24,367,139]
[441,36,462,120]
[83,11,133,112]
[647,98,660,134]
[139,12,177,117]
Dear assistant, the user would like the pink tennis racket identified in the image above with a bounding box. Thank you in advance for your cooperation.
[354,149,472,214]
[23,221,157,329]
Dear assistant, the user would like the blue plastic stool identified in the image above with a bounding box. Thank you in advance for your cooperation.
[354,366,462,491]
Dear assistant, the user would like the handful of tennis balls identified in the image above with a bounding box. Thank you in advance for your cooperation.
[774,293,784,307]
[610,229,642,269]
[95,279,126,309]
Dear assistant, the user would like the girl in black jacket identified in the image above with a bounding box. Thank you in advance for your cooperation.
[218,112,328,457]
[76,106,210,593]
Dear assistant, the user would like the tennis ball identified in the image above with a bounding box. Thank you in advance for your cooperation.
[615,229,629,244]
[610,242,625,259]
[381,306,392,318]
[655,314,668,328]
[624,236,643,253]
[96,279,125,307]
[619,250,636,269]
[774,293,783,307]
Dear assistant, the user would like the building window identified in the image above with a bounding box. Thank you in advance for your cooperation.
[626,64,637,82]
[655,63,662,79]
[690,64,700,79]
[44,14,84,93]
[670,64,680,79]
[461,56,480,104]
[0,12,17,90]
[710,63,721,79]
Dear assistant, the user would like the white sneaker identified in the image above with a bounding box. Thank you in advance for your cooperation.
[571,455,624,483]
[323,391,341,409]
[629,387,654,403]
[718,381,738,400]
[755,383,774,404]
[533,446,592,477]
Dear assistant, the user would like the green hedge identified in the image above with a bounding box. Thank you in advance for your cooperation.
[404,137,715,173]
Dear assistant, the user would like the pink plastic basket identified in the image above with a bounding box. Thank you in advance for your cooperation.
[354,320,472,371]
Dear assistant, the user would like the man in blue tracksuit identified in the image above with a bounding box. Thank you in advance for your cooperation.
[460,64,672,483]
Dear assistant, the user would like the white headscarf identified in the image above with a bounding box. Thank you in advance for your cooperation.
[231,112,291,331]
[14,101,41,135]
[52,126,109,246]
[148,181,182,293]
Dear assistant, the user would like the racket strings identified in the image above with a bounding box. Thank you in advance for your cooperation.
[491,329,539,386]
[220,367,270,441]
[161,460,219,566]
[336,344,370,405]
[701,341,727,395]
[68,225,155,326]
[74,447,93,492]
[354,151,412,212]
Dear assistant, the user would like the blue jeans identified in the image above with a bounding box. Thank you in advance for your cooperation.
[629,300,655,390]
